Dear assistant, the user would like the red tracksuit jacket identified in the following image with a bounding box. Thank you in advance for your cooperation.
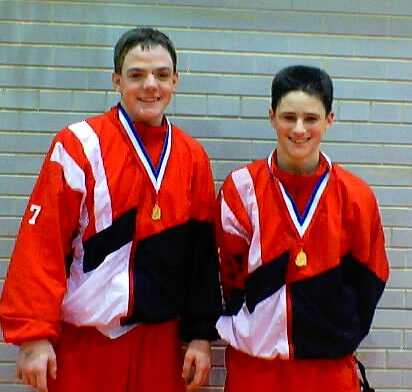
[0,105,221,343]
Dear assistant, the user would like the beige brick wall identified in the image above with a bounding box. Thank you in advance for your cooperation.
[1,1,411,390]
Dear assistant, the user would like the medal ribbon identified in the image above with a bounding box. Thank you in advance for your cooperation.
[118,105,172,193]
[267,151,331,238]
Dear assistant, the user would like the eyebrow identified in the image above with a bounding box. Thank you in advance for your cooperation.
[280,110,321,116]
[126,66,173,73]
[304,112,321,116]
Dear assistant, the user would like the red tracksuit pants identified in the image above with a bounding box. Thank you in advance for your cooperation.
[225,346,360,392]
[48,320,185,392]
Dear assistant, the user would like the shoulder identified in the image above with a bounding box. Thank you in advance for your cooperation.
[332,163,378,209]
[51,109,114,166]
[171,123,211,166]
[172,124,206,151]
[231,158,267,179]
[86,108,117,131]
[333,164,373,194]
[222,158,268,191]
[55,108,114,143]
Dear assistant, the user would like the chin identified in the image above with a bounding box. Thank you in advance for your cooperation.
[133,110,163,122]
[288,148,310,158]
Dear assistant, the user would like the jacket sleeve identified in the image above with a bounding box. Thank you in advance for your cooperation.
[349,195,389,339]
[180,146,222,342]
[215,173,252,315]
[0,134,84,344]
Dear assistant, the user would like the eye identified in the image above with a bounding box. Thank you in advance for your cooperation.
[305,116,319,123]
[155,70,172,80]
[281,114,296,122]
[128,72,145,80]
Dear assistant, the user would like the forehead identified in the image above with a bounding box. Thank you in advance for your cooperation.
[122,45,174,71]
[277,91,325,114]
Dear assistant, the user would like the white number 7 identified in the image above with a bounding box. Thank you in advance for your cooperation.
[28,204,42,225]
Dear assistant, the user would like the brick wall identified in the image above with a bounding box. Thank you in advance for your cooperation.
[1,1,411,390]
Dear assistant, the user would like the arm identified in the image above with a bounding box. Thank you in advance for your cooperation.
[216,175,252,315]
[180,147,222,389]
[0,137,82,342]
[351,198,389,338]
[17,339,56,392]
[182,171,253,389]
[182,339,211,390]
[0,134,84,388]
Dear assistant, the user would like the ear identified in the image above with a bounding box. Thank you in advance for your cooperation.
[269,107,276,128]
[112,72,121,93]
[172,71,179,93]
[326,111,335,128]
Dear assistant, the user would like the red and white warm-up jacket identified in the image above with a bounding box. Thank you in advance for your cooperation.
[0,105,221,343]
[216,151,389,359]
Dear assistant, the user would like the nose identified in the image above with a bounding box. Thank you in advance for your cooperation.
[293,119,306,135]
[143,73,158,90]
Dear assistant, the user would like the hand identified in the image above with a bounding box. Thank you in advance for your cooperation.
[17,339,57,392]
[182,339,211,390]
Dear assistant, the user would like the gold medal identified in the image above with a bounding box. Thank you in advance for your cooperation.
[151,203,161,221]
[295,250,307,267]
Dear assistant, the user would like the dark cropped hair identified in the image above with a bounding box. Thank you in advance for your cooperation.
[271,65,333,115]
[114,27,177,74]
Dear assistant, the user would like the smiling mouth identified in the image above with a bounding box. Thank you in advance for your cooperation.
[289,138,310,144]
[139,97,160,103]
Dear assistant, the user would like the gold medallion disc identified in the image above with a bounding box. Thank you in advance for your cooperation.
[295,250,307,267]
[151,203,161,221]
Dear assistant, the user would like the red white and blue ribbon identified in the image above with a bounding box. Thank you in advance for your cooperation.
[118,105,172,193]
[267,151,331,238]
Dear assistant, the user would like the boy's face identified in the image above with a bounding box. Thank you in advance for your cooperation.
[112,45,178,126]
[269,90,334,174]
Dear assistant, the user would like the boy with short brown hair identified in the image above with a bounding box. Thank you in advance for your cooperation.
[0,27,222,392]
[216,65,388,392]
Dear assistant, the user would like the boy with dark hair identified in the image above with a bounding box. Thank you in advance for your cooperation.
[0,27,222,392]
[216,65,389,391]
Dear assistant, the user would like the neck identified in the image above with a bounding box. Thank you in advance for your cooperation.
[277,153,320,175]
[134,119,165,129]
[119,102,165,127]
